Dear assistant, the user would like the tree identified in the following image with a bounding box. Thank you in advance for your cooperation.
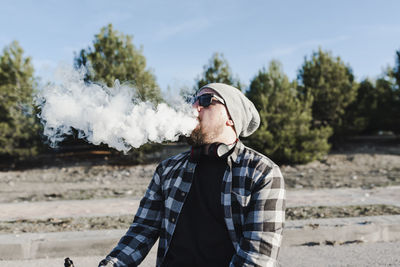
[393,50,400,89]
[343,49,400,136]
[375,76,399,133]
[74,24,162,104]
[246,61,331,164]
[342,79,376,134]
[297,48,357,137]
[0,41,41,158]
[390,49,400,134]
[344,50,400,136]
[195,52,242,90]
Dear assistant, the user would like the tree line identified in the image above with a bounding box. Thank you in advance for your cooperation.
[1,24,399,164]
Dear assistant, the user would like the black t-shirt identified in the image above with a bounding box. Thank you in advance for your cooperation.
[162,154,236,267]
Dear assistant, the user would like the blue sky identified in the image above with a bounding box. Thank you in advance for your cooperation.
[1,0,399,92]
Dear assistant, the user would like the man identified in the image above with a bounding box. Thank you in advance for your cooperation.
[99,83,285,267]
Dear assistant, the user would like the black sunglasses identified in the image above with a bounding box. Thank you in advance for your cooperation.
[192,93,225,107]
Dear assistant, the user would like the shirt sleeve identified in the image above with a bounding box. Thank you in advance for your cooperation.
[230,164,286,267]
[99,164,164,267]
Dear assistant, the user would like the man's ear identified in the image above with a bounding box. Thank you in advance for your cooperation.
[226,119,234,126]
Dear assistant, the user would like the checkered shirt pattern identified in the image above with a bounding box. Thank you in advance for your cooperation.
[100,141,285,267]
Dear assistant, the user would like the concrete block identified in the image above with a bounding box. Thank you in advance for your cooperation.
[0,243,25,260]
[1,216,400,260]
[32,230,124,259]
[35,238,117,258]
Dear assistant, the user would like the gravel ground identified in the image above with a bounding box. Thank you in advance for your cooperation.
[285,204,400,220]
[283,153,400,189]
[0,142,399,234]
[1,204,399,234]
[0,164,156,203]
[1,149,399,203]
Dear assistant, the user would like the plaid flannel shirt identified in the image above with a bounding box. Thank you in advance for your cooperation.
[101,141,285,267]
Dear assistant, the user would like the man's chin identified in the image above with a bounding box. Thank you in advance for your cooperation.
[187,128,205,146]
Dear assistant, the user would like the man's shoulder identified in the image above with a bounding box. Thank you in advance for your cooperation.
[237,144,284,188]
[238,143,277,168]
[158,150,191,169]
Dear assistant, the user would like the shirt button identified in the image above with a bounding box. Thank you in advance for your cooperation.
[181,192,185,197]
[171,218,175,223]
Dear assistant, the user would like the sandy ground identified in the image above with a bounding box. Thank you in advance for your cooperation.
[1,241,399,267]
[0,141,399,233]
[0,141,400,266]
[2,204,400,234]
[1,148,399,203]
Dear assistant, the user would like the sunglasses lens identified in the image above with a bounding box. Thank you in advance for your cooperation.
[198,94,213,107]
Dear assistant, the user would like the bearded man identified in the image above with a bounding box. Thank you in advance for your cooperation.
[99,83,285,267]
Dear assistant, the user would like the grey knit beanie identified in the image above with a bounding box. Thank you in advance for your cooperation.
[198,83,260,137]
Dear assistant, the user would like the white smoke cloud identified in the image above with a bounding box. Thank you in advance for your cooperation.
[35,65,198,152]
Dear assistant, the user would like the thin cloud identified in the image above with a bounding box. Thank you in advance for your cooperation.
[358,24,400,36]
[266,35,350,58]
[155,18,211,41]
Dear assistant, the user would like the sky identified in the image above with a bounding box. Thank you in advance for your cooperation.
[1,0,400,92]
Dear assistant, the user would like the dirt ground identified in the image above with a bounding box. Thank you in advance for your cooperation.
[2,204,400,234]
[1,141,399,203]
[0,139,400,234]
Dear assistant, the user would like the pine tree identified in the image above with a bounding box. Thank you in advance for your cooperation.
[297,48,357,137]
[74,24,162,104]
[375,76,398,133]
[391,49,400,134]
[393,50,400,89]
[342,79,375,135]
[344,54,400,136]
[246,61,331,164]
[0,41,40,158]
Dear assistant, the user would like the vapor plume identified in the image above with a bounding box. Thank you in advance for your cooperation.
[36,65,198,152]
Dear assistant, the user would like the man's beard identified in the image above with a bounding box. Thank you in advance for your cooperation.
[187,127,205,146]
[187,122,224,146]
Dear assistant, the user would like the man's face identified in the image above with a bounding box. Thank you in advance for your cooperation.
[188,88,231,146]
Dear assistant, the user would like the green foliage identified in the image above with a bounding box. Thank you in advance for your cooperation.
[246,61,332,164]
[74,24,162,104]
[195,52,242,90]
[0,41,41,158]
[393,50,400,89]
[391,49,400,133]
[297,48,357,137]
[343,49,400,135]
[375,76,399,133]
[342,79,375,134]
[359,77,396,133]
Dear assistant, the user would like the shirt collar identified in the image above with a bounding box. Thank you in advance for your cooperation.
[228,139,244,164]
